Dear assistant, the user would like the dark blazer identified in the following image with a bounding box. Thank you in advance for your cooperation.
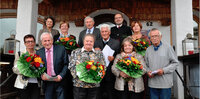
[36,45,69,86]
[111,25,132,44]
[94,38,120,82]
[78,27,101,47]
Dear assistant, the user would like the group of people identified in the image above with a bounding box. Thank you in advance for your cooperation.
[12,13,179,99]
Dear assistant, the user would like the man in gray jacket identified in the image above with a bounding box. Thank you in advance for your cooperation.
[145,28,179,99]
[78,16,101,47]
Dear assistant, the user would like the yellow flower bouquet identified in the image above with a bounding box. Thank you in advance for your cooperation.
[116,56,143,78]
[76,60,106,83]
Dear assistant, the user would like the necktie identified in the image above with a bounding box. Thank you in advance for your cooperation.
[88,29,91,34]
[117,26,120,29]
[47,50,52,76]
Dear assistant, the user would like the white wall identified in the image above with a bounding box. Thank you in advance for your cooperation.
[141,21,171,45]
[0,18,17,49]
[0,18,43,51]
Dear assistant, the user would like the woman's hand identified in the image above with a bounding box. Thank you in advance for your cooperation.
[121,52,126,57]
[120,71,130,78]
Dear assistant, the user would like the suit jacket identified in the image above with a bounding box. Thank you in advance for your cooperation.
[36,45,69,88]
[94,38,120,82]
[111,25,132,44]
[78,27,101,47]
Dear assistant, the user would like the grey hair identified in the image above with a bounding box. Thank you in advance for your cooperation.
[149,28,162,37]
[83,34,96,42]
[100,24,111,31]
[84,16,94,23]
[40,32,53,41]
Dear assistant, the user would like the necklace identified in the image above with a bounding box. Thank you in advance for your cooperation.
[132,33,142,40]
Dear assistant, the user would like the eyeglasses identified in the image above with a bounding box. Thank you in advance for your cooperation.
[150,35,160,38]
[25,41,35,44]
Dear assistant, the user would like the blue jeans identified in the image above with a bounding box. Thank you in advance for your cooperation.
[149,87,171,99]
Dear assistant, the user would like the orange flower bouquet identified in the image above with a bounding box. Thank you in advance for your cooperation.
[55,35,79,53]
[17,52,45,78]
[76,60,106,83]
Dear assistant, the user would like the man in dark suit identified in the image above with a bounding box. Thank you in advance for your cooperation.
[94,24,120,99]
[78,16,101,47]
[36,32,69,99]
[111,13,132,44]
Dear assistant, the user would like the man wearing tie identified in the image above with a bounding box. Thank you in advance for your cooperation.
[111,13,132,44]
[94,24,120,99]
[37,33,69,99]
[78,16,101,47]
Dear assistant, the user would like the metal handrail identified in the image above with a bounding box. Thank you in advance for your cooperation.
[175,70,194,98]
[0,73,14,87]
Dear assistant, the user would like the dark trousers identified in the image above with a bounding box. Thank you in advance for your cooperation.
[143,74,149,99]
[73,87,97,99]
[44,82,65,99]
[63,72,74,99]
[116,83,144,99]
[19,83,40,99]
[97,82,116,99]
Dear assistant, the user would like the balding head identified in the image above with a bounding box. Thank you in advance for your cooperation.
[40,33,53,49]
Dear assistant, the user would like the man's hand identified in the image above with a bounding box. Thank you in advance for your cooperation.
[157,69,164,76]
[108,56,114,62]
[41,73,49,81]
[94,48,101,51]
[54,75,62,82]
[147,71,154,78]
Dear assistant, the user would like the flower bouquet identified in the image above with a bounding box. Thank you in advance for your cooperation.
[17,52,46,78]
[116,56,143,79]
[76,60,106,83]
[132,39,149,56]
[55,35,79,54]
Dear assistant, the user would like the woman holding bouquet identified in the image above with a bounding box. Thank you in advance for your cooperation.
[13,34,41,99]
[53,21,76,99]
[54,20,79,55]
[68,34,105,99]
[130,21,150,99]
[130,21,150,47]
[112,37,146,99]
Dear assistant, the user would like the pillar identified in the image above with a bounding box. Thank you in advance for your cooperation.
[171,0,193,99]
[15,0,42,51]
